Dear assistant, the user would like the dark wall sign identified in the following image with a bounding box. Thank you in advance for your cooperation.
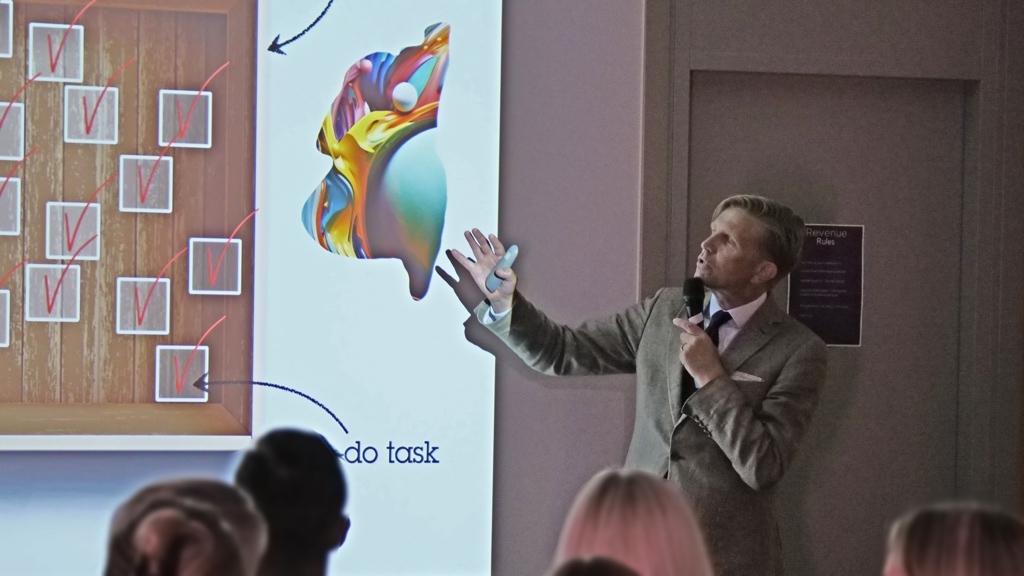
[787,224,864,346]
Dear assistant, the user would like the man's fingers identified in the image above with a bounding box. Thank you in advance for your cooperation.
[495,268,518,293]
[672,317,701,334]
[488,234,506,257]
[464,231,486,261]
[471,228,494,256]
[674,318,704,348]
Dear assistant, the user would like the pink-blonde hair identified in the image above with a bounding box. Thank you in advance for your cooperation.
[886,501,1024,576]
[555,469,715,576]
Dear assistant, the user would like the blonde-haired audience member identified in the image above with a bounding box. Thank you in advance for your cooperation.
[103,479,267,576]
[555,469,714,576]
[547,557,641,576]
[884,502,1024,576]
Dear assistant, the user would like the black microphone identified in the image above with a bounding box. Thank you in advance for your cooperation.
[682,277,705,324]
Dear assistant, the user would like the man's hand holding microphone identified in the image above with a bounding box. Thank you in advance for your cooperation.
[672,278,727,387]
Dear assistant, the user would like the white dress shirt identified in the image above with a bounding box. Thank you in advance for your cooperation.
[483,304,511,323]
[706,291,767,352]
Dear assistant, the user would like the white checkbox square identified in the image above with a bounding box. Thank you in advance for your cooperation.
[0,176,20,235]
[155,345,209,402]
[0,102,25,160]
[45,201,101,261]
[116,277,171,335]
[0,1,12,59]
[119,155,173,213]
[64,85,119,144]
[28,23,84,82]
[158,90,212,148]
[189,238,242,295]
[0,289,10,347]
[24,263,80,322]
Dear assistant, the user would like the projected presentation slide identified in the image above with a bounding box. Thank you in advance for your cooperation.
[0,0,500,571]
[255,1,502,573]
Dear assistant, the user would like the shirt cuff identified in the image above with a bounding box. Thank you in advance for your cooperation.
[482,305,512,324]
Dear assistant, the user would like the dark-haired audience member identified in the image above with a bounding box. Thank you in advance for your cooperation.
[884,501,1024,576]
[103,478,267,576]
[547,557,642,576]
[555,469,714,576]
[235,428,350,576]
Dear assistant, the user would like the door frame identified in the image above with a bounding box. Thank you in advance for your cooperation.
[639,0,1024,512]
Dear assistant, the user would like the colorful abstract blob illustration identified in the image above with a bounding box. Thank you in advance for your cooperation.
[301,23,450,300]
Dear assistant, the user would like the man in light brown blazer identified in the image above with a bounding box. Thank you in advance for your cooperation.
[453,195,827,576]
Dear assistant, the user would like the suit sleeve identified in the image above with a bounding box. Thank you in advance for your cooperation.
[473,290,663,376]
[683,335,828,491]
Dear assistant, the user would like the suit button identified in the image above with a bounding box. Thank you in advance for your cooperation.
[670,451,682,461]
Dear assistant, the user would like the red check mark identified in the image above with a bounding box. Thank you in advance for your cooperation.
[43,234,96,313]
[63,171,116,253]
[0,146,39,203]
[137,153,170,205]
[0,259,26,289]
[0,74,40,135]
[176,100,184,136]
[133,247,188,326]
[137,61,231,204]
[46,0,97,73]
[82,56,136,135]
[173,315,226,393]
[171,61,230,141]
[205,209,258,287]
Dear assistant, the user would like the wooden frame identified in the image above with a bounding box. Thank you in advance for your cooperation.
[0,0,256,445]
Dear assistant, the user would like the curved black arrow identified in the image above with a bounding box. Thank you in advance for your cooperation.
[267,0,334,55]
[193,374,349,434]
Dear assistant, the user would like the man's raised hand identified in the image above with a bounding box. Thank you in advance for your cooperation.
[450,229,517,313]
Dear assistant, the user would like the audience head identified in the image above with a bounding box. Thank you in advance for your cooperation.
[234,428,349,564]
[547,556,642,576]
[103,478,267,576]
[884,501,1024,576]
[555,468,714,576]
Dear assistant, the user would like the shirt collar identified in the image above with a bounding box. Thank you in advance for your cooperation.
[708,291,768,329]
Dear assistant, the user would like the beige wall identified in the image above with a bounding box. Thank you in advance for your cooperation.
[487,1,645,574]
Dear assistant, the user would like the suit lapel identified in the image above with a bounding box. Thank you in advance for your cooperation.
[720,297,786,373]
[667,299,689,417]
[667,291,713,420]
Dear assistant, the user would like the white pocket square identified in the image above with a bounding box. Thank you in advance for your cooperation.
[731,371,764,382]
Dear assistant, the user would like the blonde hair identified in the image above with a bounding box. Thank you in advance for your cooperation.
[555,469,715,576]
[712,195,805,280]
[887,502,1024,576]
